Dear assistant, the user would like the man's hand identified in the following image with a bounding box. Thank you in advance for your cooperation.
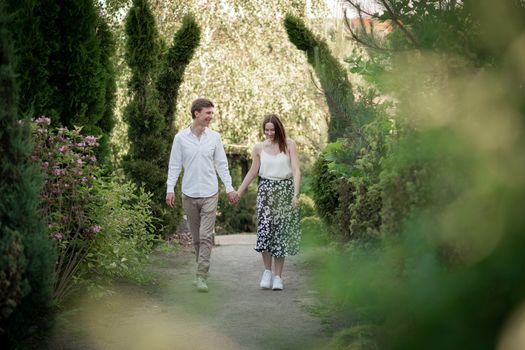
[166,192,175,207]
[227,191,240,204]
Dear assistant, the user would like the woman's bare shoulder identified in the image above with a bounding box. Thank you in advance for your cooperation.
[253,142,264,153]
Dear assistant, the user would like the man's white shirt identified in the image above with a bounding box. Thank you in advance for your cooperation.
[166,126,234,197]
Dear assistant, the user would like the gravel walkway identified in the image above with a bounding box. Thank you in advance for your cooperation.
[47,234,330,350]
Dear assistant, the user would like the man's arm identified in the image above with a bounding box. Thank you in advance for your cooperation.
[214,134,237,203]
[166,134,182,207]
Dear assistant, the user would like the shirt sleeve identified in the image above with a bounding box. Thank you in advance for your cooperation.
[166,134,182,193]
[214,134,234,193]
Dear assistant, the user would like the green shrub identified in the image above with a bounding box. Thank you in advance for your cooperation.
[299,194,316,218]
[82,176,157,288]
[300,216,330,247]
[31,119,100,302]
[216,185,257,234]
[311,154,340,227]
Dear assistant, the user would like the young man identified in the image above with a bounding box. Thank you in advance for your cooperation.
[166,98,239,292]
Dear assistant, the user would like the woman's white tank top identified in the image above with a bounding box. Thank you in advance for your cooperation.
[259,149,293,180]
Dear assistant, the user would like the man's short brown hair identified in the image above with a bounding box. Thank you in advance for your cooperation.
[191,98,214,119]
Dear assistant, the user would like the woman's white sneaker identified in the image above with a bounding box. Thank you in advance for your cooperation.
[272,276,283,290]
[260,270,273,289]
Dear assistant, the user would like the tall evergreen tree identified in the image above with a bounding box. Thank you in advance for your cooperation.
[0,1,54,344]
[123,0,169,233]
[5,0,60,121]
[96,15,117,164]
[285,15,386,235]
[6,0,116,162]
[157,13,201,139]
[284,14,357,142]
[156,13,201,233]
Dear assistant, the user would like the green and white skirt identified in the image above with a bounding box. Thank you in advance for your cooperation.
[255,177,301,257]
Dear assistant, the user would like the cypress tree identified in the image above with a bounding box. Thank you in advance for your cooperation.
[6,0,116,162]
[0,1,54,344]
[157,13,201,139]
[123,0,168,233]
[284,14,358,142]
[156,13,201,233]
[95,15,117,164]
[6,0,60,121]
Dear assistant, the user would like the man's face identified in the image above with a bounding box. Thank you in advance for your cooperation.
[194,107,214,127]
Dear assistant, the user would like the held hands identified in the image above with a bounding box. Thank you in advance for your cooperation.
[227,191,240,205]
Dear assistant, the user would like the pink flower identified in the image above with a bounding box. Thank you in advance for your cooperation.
[35,116,51,126]
[52,168,66,176]
[37,128,47,134]
[84,135,97,146]
[52,232,63,241]
[59,146,68,153]
[89,155,97,162]
[85,225,102,237]
[42,162,49,169]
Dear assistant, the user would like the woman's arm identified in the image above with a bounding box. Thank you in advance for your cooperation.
[288,139,301,208]
[237,143,262,196]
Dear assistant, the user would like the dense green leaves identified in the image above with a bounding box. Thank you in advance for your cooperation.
[6,0,117,162]
[157,13,201,139]
[0,3,54,343]
[310,1,525,349]
[285,14,356,142]
[123,0,200,235]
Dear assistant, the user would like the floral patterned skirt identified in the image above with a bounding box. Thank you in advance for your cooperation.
[255,177,301,257]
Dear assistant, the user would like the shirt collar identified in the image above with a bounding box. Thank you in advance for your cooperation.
[186,125,208,137]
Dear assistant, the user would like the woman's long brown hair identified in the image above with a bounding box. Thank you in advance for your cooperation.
[262,114,287,154]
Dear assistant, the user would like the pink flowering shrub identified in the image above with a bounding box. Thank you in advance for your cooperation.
[32,117,100,301]
[31,117,158,299]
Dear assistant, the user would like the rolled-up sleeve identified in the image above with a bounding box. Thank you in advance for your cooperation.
[214,135,234,193]
[167,134,182,193]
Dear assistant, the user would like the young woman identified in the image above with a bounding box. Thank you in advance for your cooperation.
[236,114,301,290]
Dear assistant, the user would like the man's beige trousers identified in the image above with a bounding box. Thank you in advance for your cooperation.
[182,193,218,279]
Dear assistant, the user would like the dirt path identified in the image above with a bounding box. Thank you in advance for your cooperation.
[48,234,330,350]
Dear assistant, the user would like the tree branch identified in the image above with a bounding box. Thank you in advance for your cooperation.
[344,0,384,19]
[343,8,393,52]
[378,0,419,46]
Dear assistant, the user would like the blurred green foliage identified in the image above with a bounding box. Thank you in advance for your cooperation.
[0,5,55,345]
[290,0,525,349]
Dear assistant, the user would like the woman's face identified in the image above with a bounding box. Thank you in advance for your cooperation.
[264,122,275,141]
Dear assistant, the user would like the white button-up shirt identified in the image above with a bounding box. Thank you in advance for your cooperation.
[166,126,234,197]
